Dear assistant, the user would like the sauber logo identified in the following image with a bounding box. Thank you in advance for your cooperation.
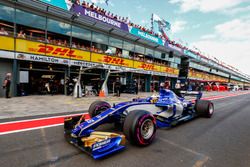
[102,55,126,65]
[139,63,155,70]
[32,45,78,58]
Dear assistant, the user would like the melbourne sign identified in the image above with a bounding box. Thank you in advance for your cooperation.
[72,5,129,31]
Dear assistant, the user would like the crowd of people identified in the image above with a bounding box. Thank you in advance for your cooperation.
[74,1,210,63]
[75,1,163,37]
[79,1,208,58]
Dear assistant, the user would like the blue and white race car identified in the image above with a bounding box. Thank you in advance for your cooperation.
[64,89,214,159]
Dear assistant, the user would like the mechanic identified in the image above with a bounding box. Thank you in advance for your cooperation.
[114,77,121,97]
[173,80,182,97]
[2,73,11,98]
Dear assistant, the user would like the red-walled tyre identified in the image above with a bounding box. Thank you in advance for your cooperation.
[88,101,111,118]
[123,110,156,146]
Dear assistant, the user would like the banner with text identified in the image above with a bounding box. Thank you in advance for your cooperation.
[129,27,165,46]
[15,39,91,61]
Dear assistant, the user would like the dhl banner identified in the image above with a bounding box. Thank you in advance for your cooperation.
[161,66,179,75]
[16,39,91,61]
[91,53,134,68]
[134,61,157,71]
[154,65,161,72]
[0,36,179,77]
[188,69,228,82]
[0,36,14,51]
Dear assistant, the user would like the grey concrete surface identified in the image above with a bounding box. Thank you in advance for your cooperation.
[0,93,249,167]
[0,91,248,120]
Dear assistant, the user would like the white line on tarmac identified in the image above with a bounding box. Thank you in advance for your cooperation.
[0,113,87,125]
[0,123,63,135]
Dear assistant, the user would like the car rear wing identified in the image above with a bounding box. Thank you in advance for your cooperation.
[179,91,202,100]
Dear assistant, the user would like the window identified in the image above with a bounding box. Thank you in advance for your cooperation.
[47,19,71,36]
[92,42,108,53]
[174,57,181,64]
[154,51,161,59]
[106,46,116,55]
[47,19,70,46]
[122,50,129,59]
[0,4,14,22]
[16,9,46,30]
[123,41,134,51]
[72,26,91,50]
[0,4,14,36]
[72,26,91,41]
[145,48,153,57]
[109,37,123,48]
[15,9,46,41]
[92,31,108,44]
[135,45,145,54]
[170,62,178,68]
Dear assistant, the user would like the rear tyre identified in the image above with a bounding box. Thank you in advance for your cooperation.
[123,110,156,146]
[195,100,214,118]
[88,101,111,118]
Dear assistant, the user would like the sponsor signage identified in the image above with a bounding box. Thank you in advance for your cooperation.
[0,50,14,59]
[0,36,179,77]
[91,53,134,68]
[0,36,14,51]
[72,5,129,31]
[134,61,157,71]
[16,52,69,65]
[16,39,91,61]
[129,27,165,46]
[40,0,73,10]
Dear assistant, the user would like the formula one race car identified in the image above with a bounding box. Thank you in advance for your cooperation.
[64,89,214,159]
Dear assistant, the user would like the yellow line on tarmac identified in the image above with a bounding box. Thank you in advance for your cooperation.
[193,156,209,167]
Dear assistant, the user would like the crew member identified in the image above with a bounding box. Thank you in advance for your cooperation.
[2,73,11,98]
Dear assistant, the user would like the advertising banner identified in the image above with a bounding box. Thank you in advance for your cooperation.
[134,61,161,72]
[91,53,134,68]
[16,52,70,65]
[72,5,129,31]
[129,27,165,46]
[0,50,14,59]
[39,1,129,31]
[154,65,161,72]
[39,0,73,10]
[15,39,91,61]
[0,36,14,51]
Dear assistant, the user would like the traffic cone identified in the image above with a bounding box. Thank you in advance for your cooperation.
[99,90,105,97]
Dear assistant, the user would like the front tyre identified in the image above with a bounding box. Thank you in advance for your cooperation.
[123,110,156,146]
[88,101,111,118]
[195,100,214,118]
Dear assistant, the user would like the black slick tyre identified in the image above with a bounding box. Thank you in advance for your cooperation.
[123,110,156,146]
[88,101,111,118]
[195,100,214,118]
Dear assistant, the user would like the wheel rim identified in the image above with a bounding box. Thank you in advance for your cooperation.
[209,104,214,114]
[140,119,154,140]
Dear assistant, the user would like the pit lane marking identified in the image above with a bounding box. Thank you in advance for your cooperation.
[0,123,63,135]
[158,137,210,167]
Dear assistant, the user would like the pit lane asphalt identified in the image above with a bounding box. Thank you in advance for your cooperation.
[0,94,250,167]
